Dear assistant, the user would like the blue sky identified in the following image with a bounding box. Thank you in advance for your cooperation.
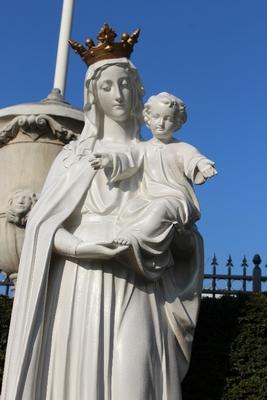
[1,0,267,276]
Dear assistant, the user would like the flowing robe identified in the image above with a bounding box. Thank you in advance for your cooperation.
[140,139,204,222]
[2,139,204,400]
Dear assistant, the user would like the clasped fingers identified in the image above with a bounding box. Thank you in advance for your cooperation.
[90,155,103,170]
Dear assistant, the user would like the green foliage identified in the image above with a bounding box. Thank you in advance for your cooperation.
[183,294,267,400]
[222,294,267,400]
[0,295,13,388]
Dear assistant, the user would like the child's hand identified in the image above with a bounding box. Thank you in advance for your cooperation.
[194,160,217,184]
[200,164,217,178]
[89,153,113,170]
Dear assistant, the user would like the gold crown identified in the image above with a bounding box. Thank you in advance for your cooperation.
[69,23,140,66]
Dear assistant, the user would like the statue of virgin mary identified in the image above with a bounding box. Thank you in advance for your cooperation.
[1,25,204,400]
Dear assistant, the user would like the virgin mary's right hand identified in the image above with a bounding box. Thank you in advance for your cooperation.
[89,153,113,170]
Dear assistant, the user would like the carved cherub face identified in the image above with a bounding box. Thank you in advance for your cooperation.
[6,190,38,227]
[9,192,33,215]
[96,65,133,122]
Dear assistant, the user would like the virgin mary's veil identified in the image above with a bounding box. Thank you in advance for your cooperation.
[77,57,144,152]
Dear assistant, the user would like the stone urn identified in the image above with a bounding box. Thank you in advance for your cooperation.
[0,89,84,279]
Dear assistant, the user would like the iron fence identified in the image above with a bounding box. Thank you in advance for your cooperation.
[203,254,267,297]
[1,254,267,298]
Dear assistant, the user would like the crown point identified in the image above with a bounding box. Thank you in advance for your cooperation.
[121,33,129,42]
[86,38,95,48]
[131,28,141,39]
[69,24,141,66]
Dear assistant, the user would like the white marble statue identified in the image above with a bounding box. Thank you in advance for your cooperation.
[117,92,217,255]
[2,56,216,399]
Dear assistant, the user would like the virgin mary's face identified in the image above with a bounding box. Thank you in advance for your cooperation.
[96,65,133,122]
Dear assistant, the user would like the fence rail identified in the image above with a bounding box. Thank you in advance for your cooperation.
[203,254,267,297]
[1,254,267,298]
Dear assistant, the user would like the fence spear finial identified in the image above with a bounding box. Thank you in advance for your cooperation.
[226,255,233,268]
[241,255,248,268]
[211,254,218,267]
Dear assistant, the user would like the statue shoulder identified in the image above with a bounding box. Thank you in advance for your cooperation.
[173,140,201,156]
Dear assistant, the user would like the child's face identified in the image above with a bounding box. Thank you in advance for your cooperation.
[149,102,177,139]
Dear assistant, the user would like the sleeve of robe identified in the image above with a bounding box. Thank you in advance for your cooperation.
[109,144,144,182]
[181,142,215,184]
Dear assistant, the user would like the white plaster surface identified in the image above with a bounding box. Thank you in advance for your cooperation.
[0,93,84,275]
[1,60,216,399]
[0,101,83,121]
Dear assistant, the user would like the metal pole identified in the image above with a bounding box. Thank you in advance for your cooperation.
[226,255,233,292]
[53,0,75,96]
[242,256,248,292]
[252,254,262,292]
[211,255,218,298]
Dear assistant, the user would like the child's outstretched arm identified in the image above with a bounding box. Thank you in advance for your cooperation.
[182,143,217,184]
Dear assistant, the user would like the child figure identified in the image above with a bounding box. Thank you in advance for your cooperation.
[115,92,217,262]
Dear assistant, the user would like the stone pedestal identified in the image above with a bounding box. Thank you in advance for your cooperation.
[0,89,84,276]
